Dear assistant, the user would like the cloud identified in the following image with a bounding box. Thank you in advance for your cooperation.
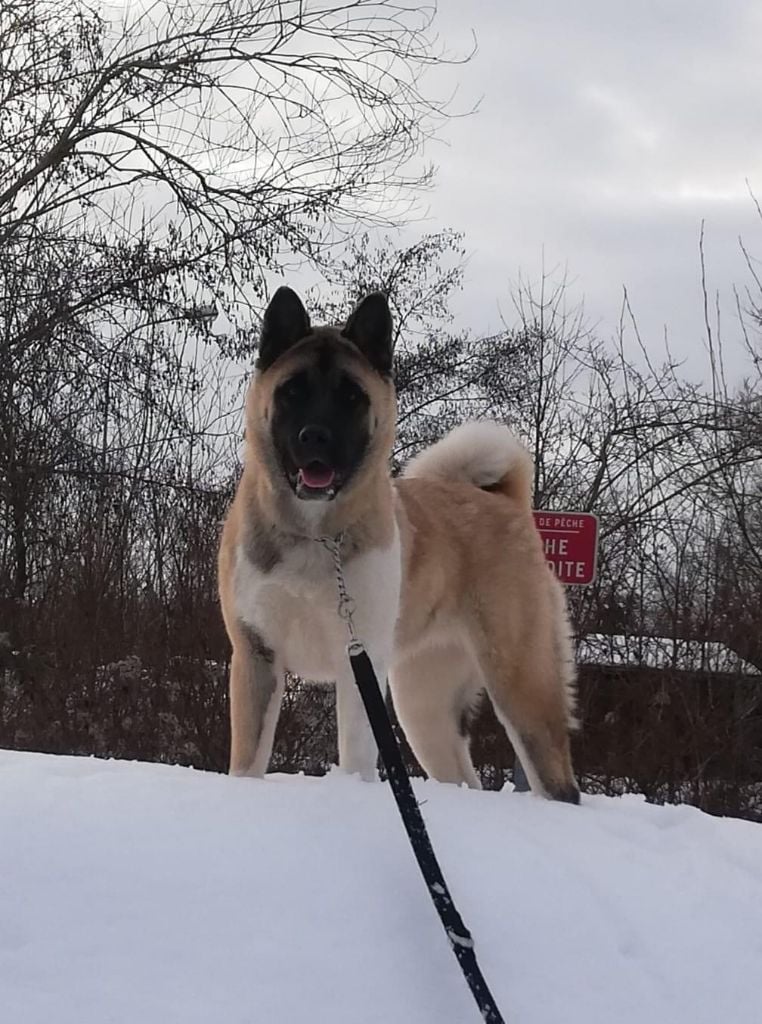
[419,0,762,376]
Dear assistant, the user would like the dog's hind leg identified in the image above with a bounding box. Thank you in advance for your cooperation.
[228,624,285,777]
[475,630,580,804]
[389,645,482,789]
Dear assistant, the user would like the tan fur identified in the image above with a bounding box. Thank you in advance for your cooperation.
[391,473,577,795]
[219,322,578,799]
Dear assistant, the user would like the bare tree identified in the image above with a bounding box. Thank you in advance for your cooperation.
[1,0,461,256]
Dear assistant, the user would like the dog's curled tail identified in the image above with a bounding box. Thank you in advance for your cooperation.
[403,421,534,507]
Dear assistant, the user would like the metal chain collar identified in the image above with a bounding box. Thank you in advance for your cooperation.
[318,532,365,656]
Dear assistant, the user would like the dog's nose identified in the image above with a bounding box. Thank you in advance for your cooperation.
[298,424,331,449]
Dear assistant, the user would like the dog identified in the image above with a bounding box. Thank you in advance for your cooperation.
[218,286,580,802]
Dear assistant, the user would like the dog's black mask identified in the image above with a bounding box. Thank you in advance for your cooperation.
[259,287,392,502]
[271,350,371,500]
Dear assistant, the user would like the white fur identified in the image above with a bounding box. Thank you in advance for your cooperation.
[233,526,402,779]
[403,420,533,491]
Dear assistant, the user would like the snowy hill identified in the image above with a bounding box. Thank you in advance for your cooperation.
[1,750,760,1024]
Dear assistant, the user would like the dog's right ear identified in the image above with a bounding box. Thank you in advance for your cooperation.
[256,287,311,371]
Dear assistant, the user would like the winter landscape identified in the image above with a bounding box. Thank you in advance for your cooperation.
[1,1,761,1021]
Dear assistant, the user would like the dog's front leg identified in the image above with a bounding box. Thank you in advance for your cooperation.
[228,629,285,777]
[335,655,387,782]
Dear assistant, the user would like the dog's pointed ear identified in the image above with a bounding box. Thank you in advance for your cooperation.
[342,292,393,375]
[256,287,311,371]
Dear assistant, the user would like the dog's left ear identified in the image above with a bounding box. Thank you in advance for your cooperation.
[342,292,393,375]
[257,286,311,371]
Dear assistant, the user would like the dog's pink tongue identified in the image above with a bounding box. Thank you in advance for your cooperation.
[300,464,335,489]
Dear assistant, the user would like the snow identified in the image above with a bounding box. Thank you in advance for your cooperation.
[576,632,760,677]
[1,750,760,1024]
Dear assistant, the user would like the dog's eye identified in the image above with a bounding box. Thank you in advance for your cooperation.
[339,378,367,407]
[279,376,305,402]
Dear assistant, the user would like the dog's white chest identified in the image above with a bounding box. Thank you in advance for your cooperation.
[233,533,401,681]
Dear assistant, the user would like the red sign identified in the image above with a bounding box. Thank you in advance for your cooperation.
[533,511,598,586]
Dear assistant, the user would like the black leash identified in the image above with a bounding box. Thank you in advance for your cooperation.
[349,648,506,1023]
[320,535,506,1024]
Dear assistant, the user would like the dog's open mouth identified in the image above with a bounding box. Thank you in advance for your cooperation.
[296,461,338,500]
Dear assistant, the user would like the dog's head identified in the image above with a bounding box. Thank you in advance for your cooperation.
[246,286,396,503]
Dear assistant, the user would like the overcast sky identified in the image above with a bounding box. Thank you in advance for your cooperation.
[416,0,762,380]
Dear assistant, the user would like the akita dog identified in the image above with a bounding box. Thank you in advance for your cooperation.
[218,286,579,802]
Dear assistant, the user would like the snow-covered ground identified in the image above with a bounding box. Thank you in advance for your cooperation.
[1,749,760,1024]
